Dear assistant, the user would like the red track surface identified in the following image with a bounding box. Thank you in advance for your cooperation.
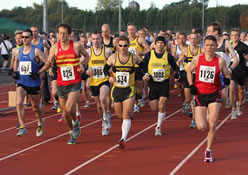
[0,83,248,175]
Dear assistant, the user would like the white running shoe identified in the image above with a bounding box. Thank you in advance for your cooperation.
[133,104,139,113]
[231,110,238,120]
[236,102,243,116]
[155,127,162,136]
[36,119,44,137]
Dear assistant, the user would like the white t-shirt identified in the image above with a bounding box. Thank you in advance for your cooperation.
[0,40,12,55]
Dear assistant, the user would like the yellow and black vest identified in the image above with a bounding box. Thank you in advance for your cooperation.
[184,45,201,72]
[112,53,135,88]
[88,46,109,86]
[148,50,170,82]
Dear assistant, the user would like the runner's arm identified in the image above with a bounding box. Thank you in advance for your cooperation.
[39,44,56,73]
[226,40,239,70]
[187,55,198,86]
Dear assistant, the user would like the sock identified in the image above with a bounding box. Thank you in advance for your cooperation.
[76,111,80,116]
[156,112,166,128]
[206,148,211,152]
[121,119,131,141]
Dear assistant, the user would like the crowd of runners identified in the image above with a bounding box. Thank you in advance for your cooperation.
[2,21,248,163]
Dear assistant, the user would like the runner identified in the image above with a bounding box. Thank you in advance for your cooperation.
[79,34,91,108]
[9,30,23,75]
[103,35,144,148]
[177,32,203,128]
[39,23,89,144]
[206,22,239,110]
[171,32,187,103]
[127,23,150,112]
[0,34,12,69]
[13,29,46,137]
[229,28,248,119]
[86,31,112,136]
[187,35,230,162]
[143,36,180,136]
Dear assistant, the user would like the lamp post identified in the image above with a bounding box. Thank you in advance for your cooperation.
[118,0,121,33]
[61,0,64,23]
[43,0,48,33]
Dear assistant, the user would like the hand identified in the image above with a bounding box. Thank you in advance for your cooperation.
[30,72,40,80]
[143,73,149,81]
[109,77,116,84]
[223,77,230,86]
[86,69,93,76]
[48,71,54,77]
[174,71,180,80]
[190,84,197,95]
[77,64,85,73]
[12,71,19,80]
[8,68,13,76]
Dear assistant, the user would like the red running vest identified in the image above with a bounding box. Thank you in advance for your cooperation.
[56,41,81,86]
[195,53,221,94]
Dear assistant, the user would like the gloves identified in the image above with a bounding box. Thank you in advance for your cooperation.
[174,72,180,79]
[223,77,230,86]
[30,72,40,80]
[12,71,19,80]
[190,84,197,95]
[8,68,13,76]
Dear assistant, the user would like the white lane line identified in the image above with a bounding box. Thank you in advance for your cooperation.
[0,83,15,87]
[64,109,182,175]
[0,118,102,161]
[168,112,232,175]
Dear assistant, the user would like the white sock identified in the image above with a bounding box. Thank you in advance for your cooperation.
[121,119,131,141]
[76,112,80,116]
[156,112,166,128]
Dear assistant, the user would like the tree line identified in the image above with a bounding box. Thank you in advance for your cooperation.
[0,0,248,35]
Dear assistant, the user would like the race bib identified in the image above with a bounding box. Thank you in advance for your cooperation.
[128,48,136,54]
[199,65,216,83]
[92,66,104,79]
[152,69,165,82]
[116,72,129,87]
[61,66,75,81]
[19,61,31,75]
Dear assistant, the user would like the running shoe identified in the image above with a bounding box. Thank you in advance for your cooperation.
[236,102,243,116]
[51,102,58,110]
[188,112,193,118]
[118,139,126,149]
[103,112,112,129]
[183,103,190,114]
[231,110,238,120]
[83,101,90,108]
[189,119,197,128]
[76,112,82,121]
[67,132,76,144]
[102,127,109,136]
[36,119,44,137]
[138,98,145,108]
[155,127,162,136]
[16,123,21,129]
[130,113,134,120]
[57,106,62,113]
[16,126,27,136]
[72,119,81,139]
[58,115,64,123]
[204,149,213,162]
[133,104,139,113]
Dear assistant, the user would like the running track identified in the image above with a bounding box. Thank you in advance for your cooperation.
[0,83,248,175]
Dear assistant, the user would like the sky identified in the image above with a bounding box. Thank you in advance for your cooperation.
[0,0,247,11]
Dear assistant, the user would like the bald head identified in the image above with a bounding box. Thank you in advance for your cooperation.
[102,24,111,38]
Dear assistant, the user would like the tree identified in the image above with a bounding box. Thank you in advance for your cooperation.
[240,8,248,30]
[96,0,119,11]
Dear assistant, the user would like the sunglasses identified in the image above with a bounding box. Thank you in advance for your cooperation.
[119,44,128,48]
[22,36,30,39]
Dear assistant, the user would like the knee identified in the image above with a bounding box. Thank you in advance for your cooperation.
[197,124,207,131]
[16,100,23,108]
[32,105,39,113]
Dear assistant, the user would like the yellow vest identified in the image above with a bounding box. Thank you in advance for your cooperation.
[88,46,108,86]
[184,45,201,72]
[129,37,144,67]
[112,53,135,88]
[148,50,170,82]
